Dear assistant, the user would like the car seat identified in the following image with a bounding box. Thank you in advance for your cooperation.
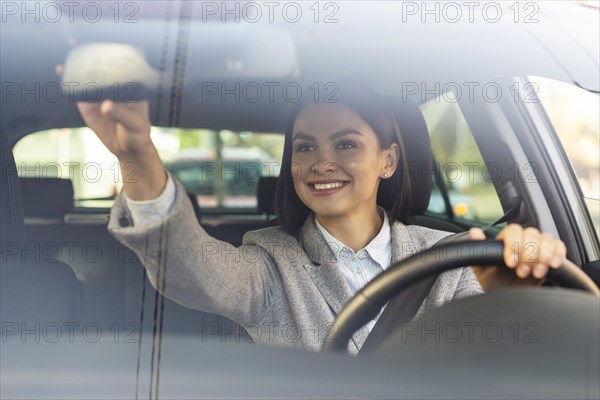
[0,133,80,325]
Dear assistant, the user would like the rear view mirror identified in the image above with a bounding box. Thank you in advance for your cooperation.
[61,42,159,102]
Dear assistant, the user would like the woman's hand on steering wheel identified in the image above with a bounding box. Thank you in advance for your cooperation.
[468,224,567,291]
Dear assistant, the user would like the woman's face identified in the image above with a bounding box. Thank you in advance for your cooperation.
[291,103,398,220]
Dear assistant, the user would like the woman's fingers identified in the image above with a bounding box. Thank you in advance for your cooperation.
[533,233,555,279]
[76,102,108,132]
[78,100,149,127]
[495,224,567,280]
[473,223,567,288]
[76,100,100,116]
[76,99,152,159]
[100,99,150,134]
[496,223,521,269]
[468,227,486,240]
[517,227,540,278]
[496,224,535,278]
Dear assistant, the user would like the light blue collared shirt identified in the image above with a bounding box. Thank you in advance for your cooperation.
[314,207,392,333]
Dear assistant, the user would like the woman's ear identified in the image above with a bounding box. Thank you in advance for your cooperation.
[382,143,399,178]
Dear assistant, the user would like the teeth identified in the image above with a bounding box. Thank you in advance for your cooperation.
[313,182,344,190]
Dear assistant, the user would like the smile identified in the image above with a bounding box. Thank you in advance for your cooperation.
[307,181,350,195]
[314,182,344,190]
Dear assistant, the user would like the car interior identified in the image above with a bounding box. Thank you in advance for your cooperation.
[1,1,599,398]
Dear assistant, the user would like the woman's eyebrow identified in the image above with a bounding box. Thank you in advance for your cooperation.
[292,129,362,142]
[329,129,363,140]
[292,132,315,142]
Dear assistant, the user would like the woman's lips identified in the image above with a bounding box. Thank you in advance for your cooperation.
[307,181,349,195]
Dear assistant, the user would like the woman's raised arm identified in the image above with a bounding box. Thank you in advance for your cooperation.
[77,99,275,326]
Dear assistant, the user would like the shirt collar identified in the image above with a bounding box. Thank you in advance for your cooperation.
[314,207,391,269]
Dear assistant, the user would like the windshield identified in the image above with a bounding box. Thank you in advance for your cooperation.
[2,1,599,399]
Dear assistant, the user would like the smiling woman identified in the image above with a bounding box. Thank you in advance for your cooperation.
[93,81,482,355]
[69,78,568,355]
[276,82,411,239]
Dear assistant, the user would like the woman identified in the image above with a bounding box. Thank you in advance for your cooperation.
[78,82,566,355]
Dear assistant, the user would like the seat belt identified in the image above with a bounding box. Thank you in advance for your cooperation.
[358,272,439,354]
[359,199,521,355]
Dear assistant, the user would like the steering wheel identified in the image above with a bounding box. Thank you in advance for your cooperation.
[322,239,600,352]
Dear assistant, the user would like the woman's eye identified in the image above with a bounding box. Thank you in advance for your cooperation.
[336,140,357,150]
[296,143,316,152]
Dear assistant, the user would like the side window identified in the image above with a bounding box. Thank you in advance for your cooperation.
[162,129,283,209]
[13,128,121,208]
[420,95,504,223]
[531,76,600,237]
[13,128,284,210]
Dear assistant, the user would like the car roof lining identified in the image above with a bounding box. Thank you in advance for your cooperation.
[2,2,598,142]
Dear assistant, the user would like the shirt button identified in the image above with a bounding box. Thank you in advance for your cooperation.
[119,215,131,227]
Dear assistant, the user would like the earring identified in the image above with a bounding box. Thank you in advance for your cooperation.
[383,172,389,178]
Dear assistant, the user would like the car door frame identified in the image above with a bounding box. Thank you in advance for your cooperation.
[455,76,599,267]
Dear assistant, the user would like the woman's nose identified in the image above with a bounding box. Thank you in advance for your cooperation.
[309,151,337,175]
[309,161,336,173]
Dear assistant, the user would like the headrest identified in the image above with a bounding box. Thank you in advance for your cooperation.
[0,134,26,247]
[389,98,433,216]
[19,177,74,219]
[257,176,278,215]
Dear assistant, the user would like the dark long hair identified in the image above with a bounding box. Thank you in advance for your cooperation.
[274,80,412,235]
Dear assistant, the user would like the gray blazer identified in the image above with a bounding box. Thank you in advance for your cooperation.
[108,178,483,355]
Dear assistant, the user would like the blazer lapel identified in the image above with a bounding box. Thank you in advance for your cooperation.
[299,215,352,315]
[390,218,414,264]
[299,215,370,353]
[301,217,425,352]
